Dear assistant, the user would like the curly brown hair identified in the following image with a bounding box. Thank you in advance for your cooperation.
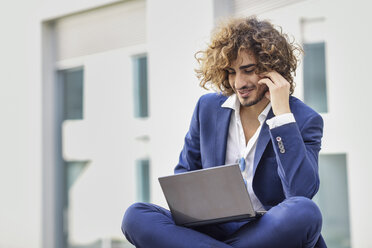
[195,17,302,95]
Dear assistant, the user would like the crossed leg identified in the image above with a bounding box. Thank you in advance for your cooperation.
[122,202,232,248]
[224,197,322,248]
[122,196,322,248]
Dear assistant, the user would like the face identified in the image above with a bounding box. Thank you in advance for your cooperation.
[226,50,268,108]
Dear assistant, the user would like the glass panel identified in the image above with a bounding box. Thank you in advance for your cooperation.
[303,42,328,113]
[62,68,84,120]
[136,159,150,202]
[63,161,89,248]
[65,161,89,191]
[58,67,85,248]
[133,56,148,118]
[313,154,351,248]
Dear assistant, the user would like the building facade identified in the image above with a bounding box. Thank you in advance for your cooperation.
[0,0,371,248]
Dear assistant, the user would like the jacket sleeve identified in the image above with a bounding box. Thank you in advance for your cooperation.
[174,97,202,174]
[268,113,324,199]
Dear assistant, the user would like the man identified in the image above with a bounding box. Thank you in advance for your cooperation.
[122,17,326,248]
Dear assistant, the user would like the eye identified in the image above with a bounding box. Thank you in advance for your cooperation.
[226,69,235,75]
[243,69,255,74]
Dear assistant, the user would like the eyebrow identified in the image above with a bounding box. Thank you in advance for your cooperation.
[239,64,256,70]
[226,64,256,71]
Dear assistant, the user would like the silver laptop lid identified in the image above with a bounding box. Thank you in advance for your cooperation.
[158,164,255,226]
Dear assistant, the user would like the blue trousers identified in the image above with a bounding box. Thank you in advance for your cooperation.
[122,196,323,248]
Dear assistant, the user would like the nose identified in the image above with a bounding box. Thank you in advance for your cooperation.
[234,72,246,89]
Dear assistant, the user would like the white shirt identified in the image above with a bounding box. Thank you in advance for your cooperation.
[222,94,295,211]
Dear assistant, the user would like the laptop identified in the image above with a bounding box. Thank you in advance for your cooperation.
[158,163,266,227]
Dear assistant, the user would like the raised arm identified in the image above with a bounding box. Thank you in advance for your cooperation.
[268,112,323,198]
[259,71,323,199]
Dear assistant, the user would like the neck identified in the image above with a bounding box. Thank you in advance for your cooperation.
[240,98,270,119]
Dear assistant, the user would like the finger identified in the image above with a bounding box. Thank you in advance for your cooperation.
[262,71,286,86]
[264,71,282,85]
[258,78,276,89]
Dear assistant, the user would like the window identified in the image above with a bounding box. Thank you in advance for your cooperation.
[313,154,351,248]
[301,17,328,113]
[63,160,89,247]
[65,161,89,191]
[303,42,328,113]
[136,159,150,202]
[133,55,148,118]
[60,68,84,120]
[57,67,85,248]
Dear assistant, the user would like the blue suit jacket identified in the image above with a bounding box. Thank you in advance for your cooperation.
[175,93,323,207]
[174,93,326,247]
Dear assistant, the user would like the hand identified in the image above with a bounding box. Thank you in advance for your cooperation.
[258,71,291,116]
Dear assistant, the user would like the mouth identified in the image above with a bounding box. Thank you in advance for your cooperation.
[237,87,255,98]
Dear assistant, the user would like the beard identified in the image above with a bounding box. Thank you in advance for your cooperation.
[238,84,269,107]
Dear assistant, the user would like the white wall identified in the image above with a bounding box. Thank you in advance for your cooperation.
[0,1,42,248]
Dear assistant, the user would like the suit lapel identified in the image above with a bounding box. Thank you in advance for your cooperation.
[253,108,274,175]
[215,99,232,166]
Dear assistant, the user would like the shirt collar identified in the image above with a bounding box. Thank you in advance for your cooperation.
[221,94,239,110]
[259,102,271,124]
[222,94,271,124]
